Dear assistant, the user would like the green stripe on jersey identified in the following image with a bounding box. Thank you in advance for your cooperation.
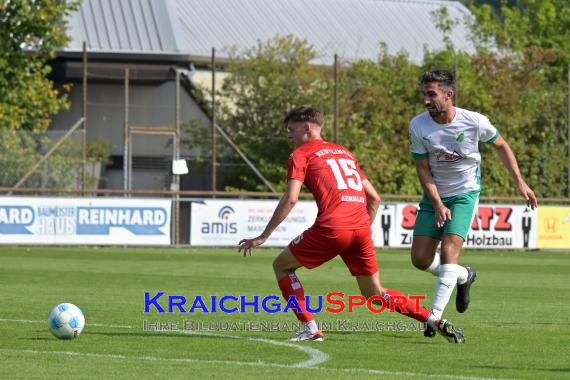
[484,131,499,144]
[411,152,429,159]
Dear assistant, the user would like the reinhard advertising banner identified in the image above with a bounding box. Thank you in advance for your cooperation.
[372,203,538,249]
[190,199,317,246]
[536,206,570,249]
[0,197,171,245]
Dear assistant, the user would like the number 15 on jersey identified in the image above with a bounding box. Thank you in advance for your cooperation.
[326,158,363,191]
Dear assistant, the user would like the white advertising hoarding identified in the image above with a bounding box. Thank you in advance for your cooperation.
[1,196,534,248]
[0,197,171,245]
[190,199,318,247]
[372,203,537,249]
[191,199,537,249]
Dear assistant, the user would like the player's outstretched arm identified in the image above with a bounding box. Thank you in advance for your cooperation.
[238,179,303,256]
[491,135,538,209]
[362,179,381,223]
[415,159,450,228]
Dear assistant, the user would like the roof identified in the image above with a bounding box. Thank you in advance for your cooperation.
[64,0,474,64]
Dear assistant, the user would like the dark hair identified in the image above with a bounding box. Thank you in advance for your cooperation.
[421,70,456,93]
[284,106,324,127]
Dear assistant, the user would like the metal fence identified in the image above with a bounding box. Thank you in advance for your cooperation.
[0,126,93,191]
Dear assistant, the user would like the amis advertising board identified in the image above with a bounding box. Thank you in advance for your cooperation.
[0,197,171,245]
[190,199,317,246]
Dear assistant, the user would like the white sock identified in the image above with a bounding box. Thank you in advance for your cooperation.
[305,320,318,333]
[425,252,441,276]
[431,264,461,318]
[426,253,468,284]
[426,314,439,330]
[456,265,469,285]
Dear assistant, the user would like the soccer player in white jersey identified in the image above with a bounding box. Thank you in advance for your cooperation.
[408,70,538,338]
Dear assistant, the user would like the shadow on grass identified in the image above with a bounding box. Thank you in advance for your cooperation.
[330,331,419,339]
[476,365,570,373]
[83,331,233,340]
[326,331,435,344]
[494,321,567,326]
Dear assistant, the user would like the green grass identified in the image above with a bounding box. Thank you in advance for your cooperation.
[0,246,569,379]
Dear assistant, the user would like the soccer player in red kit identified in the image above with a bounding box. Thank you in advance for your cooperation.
[238,106,465,343]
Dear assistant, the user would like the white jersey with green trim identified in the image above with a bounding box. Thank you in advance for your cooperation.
[409,107,498,198]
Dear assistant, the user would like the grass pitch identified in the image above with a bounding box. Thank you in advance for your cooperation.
[0,246,568,379]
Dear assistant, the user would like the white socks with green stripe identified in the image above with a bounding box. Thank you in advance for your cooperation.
[425,252,441,276]
[431,263,468,319]
[425,252,469,283]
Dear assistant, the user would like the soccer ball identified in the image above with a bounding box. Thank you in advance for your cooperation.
[47,303,85,339]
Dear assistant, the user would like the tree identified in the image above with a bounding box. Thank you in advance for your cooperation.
[0,1,109,190]
[197,1,569,198]
[460,1,525,15]
[0,0,79,131]
[338,47,424,195]
[216,35,333,191]
[465,0,570,197]
[468,0,570,72]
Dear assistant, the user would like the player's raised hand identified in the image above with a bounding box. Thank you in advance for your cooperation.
[517,181,538,210]
[434,204,452,228]
[238,236,267,257]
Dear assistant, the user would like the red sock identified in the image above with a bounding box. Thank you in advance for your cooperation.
[278,273,313,323]
[385,289,432,323]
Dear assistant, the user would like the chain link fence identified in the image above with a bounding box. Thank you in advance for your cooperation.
[0,127,101,192]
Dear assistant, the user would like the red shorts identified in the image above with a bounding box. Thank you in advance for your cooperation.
[288,226,378,276]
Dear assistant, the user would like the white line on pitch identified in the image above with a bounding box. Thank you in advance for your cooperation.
[0,318,328,368]
[0,348,510,380]
[0,318,509,380]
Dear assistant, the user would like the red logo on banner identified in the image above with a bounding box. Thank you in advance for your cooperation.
[401,205,417,230]
[471,207,512,231]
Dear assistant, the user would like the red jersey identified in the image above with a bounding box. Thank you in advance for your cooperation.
[287,139,371,230]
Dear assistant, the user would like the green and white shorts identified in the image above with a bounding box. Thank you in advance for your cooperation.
[413,190,480,241]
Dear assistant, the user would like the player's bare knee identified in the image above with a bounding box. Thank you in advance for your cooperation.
[411,253,431,270]
[272,257,284,275]
[272,256,293,278]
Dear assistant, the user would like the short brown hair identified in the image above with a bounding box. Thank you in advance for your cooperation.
[284,106,324,127]
[421,69,456,93]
